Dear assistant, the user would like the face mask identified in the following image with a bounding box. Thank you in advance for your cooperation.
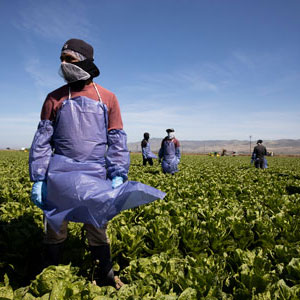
[59,62,91,83]
[168,133,175,139]
[72,59,100,78]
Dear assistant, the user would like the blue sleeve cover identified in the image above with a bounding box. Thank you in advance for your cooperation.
[175,147,181,160]
[250,152,256,164]
[158,147,163,159]
[29,120,53,182]
[106,129,130,180]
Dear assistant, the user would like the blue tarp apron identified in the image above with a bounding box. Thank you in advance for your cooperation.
[161,140,179,174]
[142,142,157,159]
[43,85,165,232]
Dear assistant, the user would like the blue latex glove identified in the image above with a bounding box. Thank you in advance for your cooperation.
[112,176,123,189]
[31,181,47,209]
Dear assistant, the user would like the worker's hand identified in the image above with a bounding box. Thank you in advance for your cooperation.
[112,176,123,189]
[31,181,47,209]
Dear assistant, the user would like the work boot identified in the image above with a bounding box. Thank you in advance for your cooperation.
[90,245,124,289]
[43,242,64,268]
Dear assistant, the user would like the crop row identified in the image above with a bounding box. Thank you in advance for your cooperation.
[0,151,300,299]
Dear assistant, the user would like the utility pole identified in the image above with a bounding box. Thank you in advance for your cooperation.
[249,135,252,156]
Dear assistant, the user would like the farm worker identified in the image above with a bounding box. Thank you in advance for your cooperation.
[141,132,157,166]
[29,38,165,289]
[158,128,181,174]
[252,139,268,169]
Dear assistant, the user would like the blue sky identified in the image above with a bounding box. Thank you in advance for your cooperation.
[0,0,299,148]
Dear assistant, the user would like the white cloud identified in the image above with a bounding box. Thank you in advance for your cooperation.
[232,51,255,70]
[116,49,300,143]
[135,69,220,93]
[15,0,93,40]
[122,101,300,142]
[25,58,62,89]
[236,111,300,140]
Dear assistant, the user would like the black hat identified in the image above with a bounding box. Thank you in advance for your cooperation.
[257,139,263,144]
[62,39,94,60]
[166,128,175,133]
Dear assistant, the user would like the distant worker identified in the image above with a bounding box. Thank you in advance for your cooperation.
[158,128,181,174]
[221,149,227,156]
[252,139,267,169]
[141,132,157,166]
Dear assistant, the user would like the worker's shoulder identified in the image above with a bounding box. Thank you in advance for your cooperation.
[141,139,147,147]
[94,83,117,99]
[173,138,180,146]
[47,84,68,99]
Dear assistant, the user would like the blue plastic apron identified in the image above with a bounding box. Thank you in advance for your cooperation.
[142,142,157,159]
[44,84,165,232]
[161,140,179,174]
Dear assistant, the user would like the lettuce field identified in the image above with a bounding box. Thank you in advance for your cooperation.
[1,150,300,299]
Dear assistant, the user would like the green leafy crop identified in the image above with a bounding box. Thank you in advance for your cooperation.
[1,151,300,299]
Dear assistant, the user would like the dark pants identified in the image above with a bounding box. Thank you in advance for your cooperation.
[143,157,153,166]
[255,158,264,169]
[44,220,109,246]
[42,220,110,268]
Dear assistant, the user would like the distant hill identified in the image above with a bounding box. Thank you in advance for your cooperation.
[128,139,300,155]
